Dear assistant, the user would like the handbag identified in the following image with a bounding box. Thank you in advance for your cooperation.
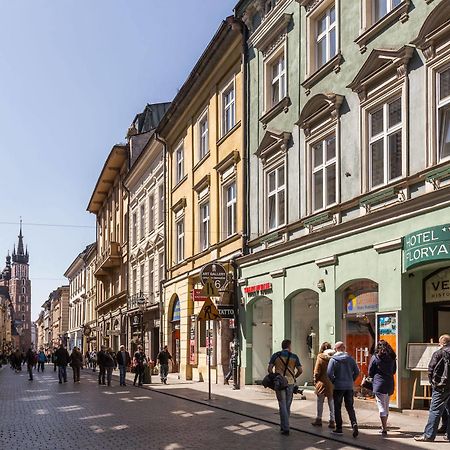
[361,375,373,391]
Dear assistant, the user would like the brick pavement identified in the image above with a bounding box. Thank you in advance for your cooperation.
[0,365,359,450]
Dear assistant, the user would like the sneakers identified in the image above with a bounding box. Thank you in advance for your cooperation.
[414,435,434,442]
[311,419,322,427]
[352,424,359,438]
[331,429,343,435]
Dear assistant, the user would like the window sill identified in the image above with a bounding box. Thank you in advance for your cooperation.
[355,1,410,53]
[171,175,188,193]
[217,121,241,147]
[260,96,291,127]
[302,53,344,94]
[193,152,210,173]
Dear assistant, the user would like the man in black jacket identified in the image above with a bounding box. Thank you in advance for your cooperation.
[97,346,107,385]
[55,344,70,384]
[24,347,36,381]
[415,334,450,442]
[157,346,172,385]
[116,345,131,386]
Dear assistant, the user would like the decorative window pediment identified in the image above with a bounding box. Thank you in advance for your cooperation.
[297,92,344,136]
[411,1,450,61]
[255,128,291,164]
[193,175,210,201]
[347,45,414,101]
[171,197,186,214]
[214,151,241,174]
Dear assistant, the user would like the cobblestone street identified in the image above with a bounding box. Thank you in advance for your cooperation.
[0,366,359,450]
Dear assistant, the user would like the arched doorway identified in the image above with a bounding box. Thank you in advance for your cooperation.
[250,297,272,383]
[169,296,181,373]
[288,290,319,385]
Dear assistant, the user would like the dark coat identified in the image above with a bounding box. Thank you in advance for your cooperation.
[116,350,131,367]
[69,350,83,368]
[55,347,70,366]
[24,349,36,365]
[100,351,116,368]
[369,354,396,395]
[428,345,450,390]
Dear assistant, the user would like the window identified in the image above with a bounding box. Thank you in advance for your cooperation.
[270,54,286,107]
[158,185,164,224]
[199,113,209,160]
[224,182,237,238]
[159,253,164,285]
[175,144,184,183]
[149,259,154,295]
[316,5,336,69]
[311,135,337,211]
[373,0,401,23]
[222,82,236,136]
[140,264,145,294]
[132,268,137,295]
[176,219,185,263]
[140,204,145,240]
[369,97,402,188]
[132,213,137,246]
[267,165,286,231]
[438,68,450,161]
[149,195,155,232]
[200,202,210,251]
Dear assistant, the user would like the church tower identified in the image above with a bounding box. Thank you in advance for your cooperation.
[9,221,32,350]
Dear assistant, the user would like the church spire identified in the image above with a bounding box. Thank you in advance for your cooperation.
[12,219,29,264]
[17,219,24,256]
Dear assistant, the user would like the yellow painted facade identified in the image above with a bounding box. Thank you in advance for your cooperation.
[159,19,244,382]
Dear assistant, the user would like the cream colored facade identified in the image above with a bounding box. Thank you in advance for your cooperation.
[50,286,70,347]
[87,145,128,352]
[159,18,245,382]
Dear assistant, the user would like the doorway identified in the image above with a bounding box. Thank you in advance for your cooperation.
[251,297,272,383]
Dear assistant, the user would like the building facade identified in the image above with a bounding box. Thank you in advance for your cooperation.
[159,17,245,382]
[83,244,97,352]
[236,0,450,408]
[49,286,70,348]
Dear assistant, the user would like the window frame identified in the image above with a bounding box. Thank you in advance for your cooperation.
[265,48,287,110]
[140,204,145,241]
[158,184,164,224]
[315,4,337,70]
[175,142,184,184]
[437,66,450,163]
[132,212,137,246]
[265,163,286,232]
[149,194,155,233]
[223,181,237,239]
[198,110,209,161]
[372,0,402,24]
[176,218,185,264]
[221,79,236,137]
[199,201,210,251]
[140,263,145,294]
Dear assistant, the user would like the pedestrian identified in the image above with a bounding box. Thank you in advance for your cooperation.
[85,350,91,368]
[267,339,302,436]
[37,348,46,372]
[116,345,131,386]
[327,341,360,438]
[368,339,397,436]
[133,345,146,387]
[312,342,335,429]
[52,348,58,372]
[103,347,116,386]
[24,346,36,381]
[90,349,97,372]
[157,345,172,385]
[55,343,70,384]
[415,334,450,442]
[13,348,22,372]
[97,346,107,385]
[224,340,236,386]
[69,346,83,383]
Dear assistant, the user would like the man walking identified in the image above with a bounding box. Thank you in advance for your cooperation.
[327,341,360,438]
[97,346,107,385]
[267,339,302,435]
[415,334,450,442]
[55,343,70,384]
[103,347,116,387]
[24,346,36,381]
[157,346,172,385]
[116,345,131,386]
[37,348,46,372]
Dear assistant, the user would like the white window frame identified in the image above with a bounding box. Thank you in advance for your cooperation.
[176,219,185,263]
[132,212,137,246]
[269,52,286,108]
[437,66,450,163]
[199,201,210,251]
[372,0,402,24]
[149,195,155,233]
[223,181,237,238]
[158,252,164,285]
[158,185,164,224]
[132,267,137,295]
[221,79,236,137]
[149,259,154,295]
[198,111,209,160]
[140,204,145,240]
[140,263,145,294]
[368,96,403,189]
[266,164,286,232]
[316,4,337,70]
[175,142,184,184]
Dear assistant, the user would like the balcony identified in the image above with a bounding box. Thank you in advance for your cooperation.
[95,242,121,277]
[127,291,159,312]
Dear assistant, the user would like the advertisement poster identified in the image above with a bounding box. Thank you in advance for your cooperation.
[376,312,399,407]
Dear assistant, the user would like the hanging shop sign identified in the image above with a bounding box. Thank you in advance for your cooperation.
[217,305,235,319]
[189,315,197,365]
[404,225,450,270]
[425,268,450,304]
[244,282,272,295]
[192,289,208,302]
[200,263,228,289]
[345,290,378,315]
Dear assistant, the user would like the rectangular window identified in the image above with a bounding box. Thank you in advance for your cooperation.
[222,83,236,136]
[132,268,137,295]
[271,54,286,107]
[149,259,154,295]
[316,5,336,69]
[158,185,164,224]
[199,114,209,160]
[267,165,286,231]
[224,182,237,238]
[438,67,450,161]
[373,0,401,23]
[175,144,184,183]
[311,135,337,212]
[200,202,210,251]
[149,195,155,233]
[369,97,402,189]
[132,213,137,246]
[176,219,184,263]
[140,204,145,240]
[140,264,145,294]
[159,252,164,285]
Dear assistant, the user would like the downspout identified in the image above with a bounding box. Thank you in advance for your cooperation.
[123,143,131,351]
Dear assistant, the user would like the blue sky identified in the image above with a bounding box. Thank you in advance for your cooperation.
[0,0,235,319]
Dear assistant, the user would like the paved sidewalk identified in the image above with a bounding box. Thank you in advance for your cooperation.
[115,370,442,450]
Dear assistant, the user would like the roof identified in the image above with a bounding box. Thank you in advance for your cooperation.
[87,144,128,214]
[133,102,171,134]
[64,242,96,278]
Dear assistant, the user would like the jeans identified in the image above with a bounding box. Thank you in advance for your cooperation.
[160,364,169,382]
[424,389,450,440]
[72,366,80,382]
[37,361,45,372]
[27,364,33,380]
[276,385,295,432]
[317,394,335,422]
[106,367,113,386]
[98,366,105,384]
[333,390,357,431]
[58,366,67,383]
[119,365,127,385]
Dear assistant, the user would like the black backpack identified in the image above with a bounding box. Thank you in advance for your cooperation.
[432,351,450,390]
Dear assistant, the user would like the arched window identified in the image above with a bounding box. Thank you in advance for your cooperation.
[171,298,180,322]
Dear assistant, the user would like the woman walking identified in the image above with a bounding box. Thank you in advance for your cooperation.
[368,340,397,436]
[312,342,335,429]
[69,347,83,383]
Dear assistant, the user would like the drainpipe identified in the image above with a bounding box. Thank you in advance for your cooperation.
[123,143,131,351]
[230,258,240,390]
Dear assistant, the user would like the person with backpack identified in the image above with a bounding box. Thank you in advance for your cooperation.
[415,334,450,442]
[368,340,397,436]
[69,347,83,383]
[267,339,302,435]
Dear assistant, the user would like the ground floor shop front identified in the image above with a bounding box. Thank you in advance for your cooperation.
[238,204,450,409]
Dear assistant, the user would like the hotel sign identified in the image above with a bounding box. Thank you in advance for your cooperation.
[425,268,450,304]
[244,283,272,295]
[404,225,450,270]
